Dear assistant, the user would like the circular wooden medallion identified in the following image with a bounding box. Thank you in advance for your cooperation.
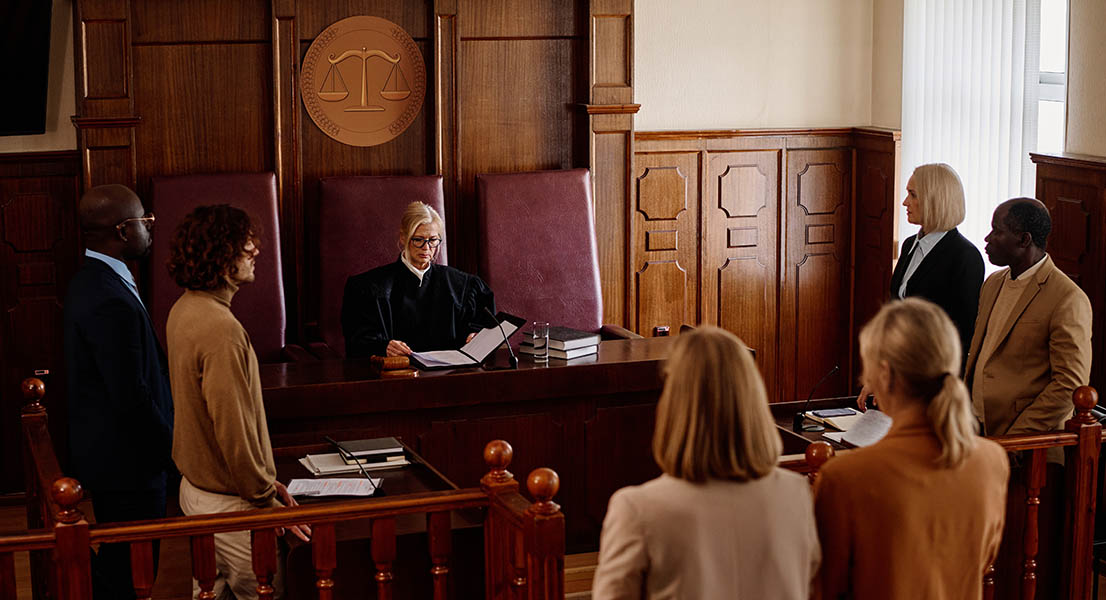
[301,16,426,147]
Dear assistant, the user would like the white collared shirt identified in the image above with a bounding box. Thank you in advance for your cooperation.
[400,250,430,286]
[85,249,145,307]
[898,229,948,298]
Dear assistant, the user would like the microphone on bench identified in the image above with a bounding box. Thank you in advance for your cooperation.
[794,365,839,433]
[484,307,518,370]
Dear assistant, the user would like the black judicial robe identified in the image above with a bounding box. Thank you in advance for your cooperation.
[342,259,496,358]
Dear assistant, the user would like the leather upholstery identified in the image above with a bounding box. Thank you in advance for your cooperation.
[150,172,287,363]
[316,175,446,356]
[477,168,603,332]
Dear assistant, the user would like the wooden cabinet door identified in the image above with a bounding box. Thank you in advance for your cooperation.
[631,152,699,336]
[779,148,852,403]
[701,151,781,401]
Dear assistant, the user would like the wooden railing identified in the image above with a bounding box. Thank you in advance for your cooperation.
[794,385,1102,600]
[5,378,564,600]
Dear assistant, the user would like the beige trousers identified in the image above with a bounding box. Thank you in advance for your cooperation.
[179,478,284,600]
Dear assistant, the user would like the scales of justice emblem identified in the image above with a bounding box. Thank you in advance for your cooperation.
[301,16,426,147]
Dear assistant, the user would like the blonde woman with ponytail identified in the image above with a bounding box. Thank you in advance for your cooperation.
[815,298,1008,600]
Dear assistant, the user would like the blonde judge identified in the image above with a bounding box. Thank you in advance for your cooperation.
[592,326,820,600]
[815,298,1008,600]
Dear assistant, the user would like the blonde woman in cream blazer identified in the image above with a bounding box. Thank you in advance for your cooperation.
[592,327,820,600]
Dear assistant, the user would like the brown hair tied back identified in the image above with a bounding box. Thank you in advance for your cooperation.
[166,204,259,291]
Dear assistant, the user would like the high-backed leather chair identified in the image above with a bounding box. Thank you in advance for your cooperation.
[313,175,447,358]
[476,168,638,339]
[150,172,298,363]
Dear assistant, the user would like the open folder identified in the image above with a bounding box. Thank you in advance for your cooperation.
[409,312,525,370]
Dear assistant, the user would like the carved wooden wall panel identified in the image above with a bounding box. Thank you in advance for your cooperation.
[780,148,851,402]
[584,402,660,539]
[633,129,898,402]
[632,152,698,335]
[703,150,780,402]
[1031,152,1106,391]
[0,152,80,495]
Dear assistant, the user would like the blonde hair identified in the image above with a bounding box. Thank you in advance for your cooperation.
[859,298,978,468]
[652,326,781,483]
[911,163,966,233]
[397,201,444,252]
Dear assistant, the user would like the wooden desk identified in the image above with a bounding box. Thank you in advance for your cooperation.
[262,337,673,550]
[275,445,484,598]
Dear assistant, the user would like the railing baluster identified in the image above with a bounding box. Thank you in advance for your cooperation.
[52,478,92,600]
[251,528,277,600]
[1061,386,1101,600]
[524,468,564,600]
[1022,448,1046,600]
[1,550,16,600]
[372,518,396,600]
[983,564,995,599]
[510,528,527,599]
[191,534,217,600]
[428,510,451,600]
[313,523,336,600]
[804,441,835,485]
[130,540,155,600]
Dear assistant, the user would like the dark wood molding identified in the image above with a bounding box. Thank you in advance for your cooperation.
[0,151,80,177]
[636,127,857,141]
[70,116,142,129]
[578,103,640,115]
[1030,151,1106,171]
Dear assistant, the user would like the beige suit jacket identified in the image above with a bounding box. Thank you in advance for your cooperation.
[964,255,1092,437]
[592,470,820,600]
[814,414,1009,600]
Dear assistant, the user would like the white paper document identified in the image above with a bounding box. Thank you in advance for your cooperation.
[287,478,381,497]
[299,452,410,475]
[410,317,521,369]
[821,410,893,448]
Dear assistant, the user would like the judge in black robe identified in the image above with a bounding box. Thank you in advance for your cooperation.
[341,201,495,358]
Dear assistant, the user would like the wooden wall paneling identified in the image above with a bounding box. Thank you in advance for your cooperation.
[702,150,781,401]
[460,0,582,37]
[779,147,852,403]
[851,128,899,392]
[458,35,584,271]
[131,0,270,43]
[435,0,460,279]
[1030,153,1106,392]
[584,401,659,541]
[588,0,635,327]
[631,152,698,335]
[272,0,302,341]
[590,112,634,327]
[0,152,80,495]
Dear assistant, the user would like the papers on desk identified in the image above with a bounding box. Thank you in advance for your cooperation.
[822,409,893,448]
[409,312,524,370]
[287,478,382,497]
[299,452,410,476]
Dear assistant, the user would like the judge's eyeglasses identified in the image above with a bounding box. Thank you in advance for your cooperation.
[409,236,441,248]
[115,213,156,232]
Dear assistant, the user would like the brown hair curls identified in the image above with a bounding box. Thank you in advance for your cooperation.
[166,204,259,291]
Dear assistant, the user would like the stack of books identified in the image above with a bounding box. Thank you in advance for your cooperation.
[520,326,601,360]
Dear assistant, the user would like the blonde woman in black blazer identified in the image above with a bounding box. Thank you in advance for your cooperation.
[890,163,984,363]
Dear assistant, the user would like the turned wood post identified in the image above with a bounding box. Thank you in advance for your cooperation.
[21,378,51,600]
[481,440,518,599]
[524,468,564,600]
[1061,386,1100,600]
[52,478,92,600]
[805,441,835,484]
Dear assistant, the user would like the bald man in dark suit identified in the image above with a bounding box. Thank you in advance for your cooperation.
[63,184,174,599]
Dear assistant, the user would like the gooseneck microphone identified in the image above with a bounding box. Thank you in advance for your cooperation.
[793,365,840,433]
[484,307,518,370]
[324,436,379,493]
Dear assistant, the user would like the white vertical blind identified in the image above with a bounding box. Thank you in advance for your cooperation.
[901,0,1041,257]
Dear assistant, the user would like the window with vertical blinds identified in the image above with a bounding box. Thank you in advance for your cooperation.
[901,0,1044,257]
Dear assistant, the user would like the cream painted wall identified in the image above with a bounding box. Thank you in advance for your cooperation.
[1065,0,1106,156]
[0,0,76,153]
[634,0,876,131]
[871,0,903,129]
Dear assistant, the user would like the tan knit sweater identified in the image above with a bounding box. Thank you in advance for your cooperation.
[167,284,278,508]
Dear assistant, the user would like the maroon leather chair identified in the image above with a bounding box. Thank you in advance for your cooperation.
[476,168,638,339]
[313,175,447,358]
[150,172,301,363]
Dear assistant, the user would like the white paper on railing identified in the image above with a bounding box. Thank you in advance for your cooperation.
[287,478,381,497]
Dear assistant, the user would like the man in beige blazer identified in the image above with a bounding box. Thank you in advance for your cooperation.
[965,198,1092,440]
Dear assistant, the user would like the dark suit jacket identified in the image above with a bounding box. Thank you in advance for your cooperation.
[63,257,174,492]
[889,227,984,365]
